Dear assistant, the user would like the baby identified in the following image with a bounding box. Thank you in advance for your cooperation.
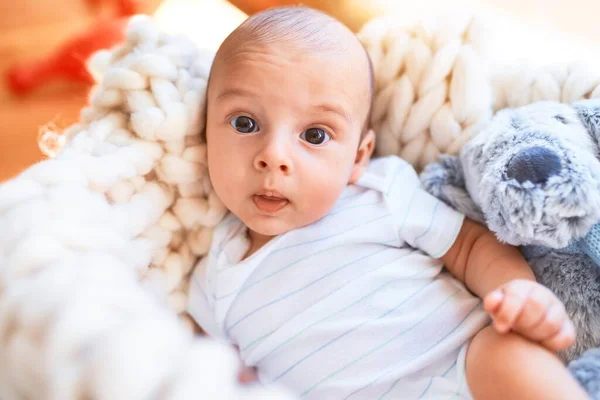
[188,6,588,400]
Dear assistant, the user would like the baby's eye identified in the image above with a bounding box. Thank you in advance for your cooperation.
[230,116,259,134]
[300,128,330,146]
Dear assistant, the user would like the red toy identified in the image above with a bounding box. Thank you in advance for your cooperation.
[4,0,140,96]
[86,0,140,17]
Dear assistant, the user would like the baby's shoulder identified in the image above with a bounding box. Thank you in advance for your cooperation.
[356,156,420,194]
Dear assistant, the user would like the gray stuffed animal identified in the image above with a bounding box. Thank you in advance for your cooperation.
[420,99,600,396]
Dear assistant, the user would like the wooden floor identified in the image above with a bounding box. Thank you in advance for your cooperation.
[0,0,161,182]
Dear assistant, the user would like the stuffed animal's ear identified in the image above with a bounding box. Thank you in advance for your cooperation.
[575,100,600,144]
[420,155,485,223]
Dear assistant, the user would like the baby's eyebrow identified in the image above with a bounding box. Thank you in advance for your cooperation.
[215,88,255,102]
[314,103,352,124]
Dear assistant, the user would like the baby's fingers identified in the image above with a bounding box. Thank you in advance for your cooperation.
[525,302,574,348]
[486,280,533,333]
[512,285,554,333]
[541,318,576,351]
[239,366,258,384]
[540,303,576,350]
[482,290,503,314]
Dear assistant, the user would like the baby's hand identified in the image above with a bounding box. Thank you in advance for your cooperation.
[483,279,576,351]
[233,345,258,384]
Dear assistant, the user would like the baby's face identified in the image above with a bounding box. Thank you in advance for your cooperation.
[205,42,371,238]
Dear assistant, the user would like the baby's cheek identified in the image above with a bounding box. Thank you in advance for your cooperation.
[301,176,345,223]
[207,160,237,210]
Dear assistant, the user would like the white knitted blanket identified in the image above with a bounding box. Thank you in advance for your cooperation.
[359,11,600,169]
[1,10,599,400]
[0,16,291,400]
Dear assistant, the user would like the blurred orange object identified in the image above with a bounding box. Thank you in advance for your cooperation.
[4,0,140,96]
[5,18,129,96]
[228,0,381,32]
[86,0,140,16]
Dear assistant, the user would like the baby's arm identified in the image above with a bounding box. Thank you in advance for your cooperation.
[441,218,576,351]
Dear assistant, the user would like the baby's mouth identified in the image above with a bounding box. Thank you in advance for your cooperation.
[252,192,289,213]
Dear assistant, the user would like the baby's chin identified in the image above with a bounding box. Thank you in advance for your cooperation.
[244,217,296,237]
[244,213,323,238]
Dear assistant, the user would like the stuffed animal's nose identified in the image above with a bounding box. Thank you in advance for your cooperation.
[506,146,561,184]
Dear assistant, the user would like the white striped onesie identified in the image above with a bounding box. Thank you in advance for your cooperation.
[188,155,490,399]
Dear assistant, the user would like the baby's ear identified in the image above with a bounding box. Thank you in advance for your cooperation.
[349,129,376,184]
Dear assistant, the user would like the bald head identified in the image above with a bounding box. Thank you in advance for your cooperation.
[209,6,374,136]
[218,7,361,56]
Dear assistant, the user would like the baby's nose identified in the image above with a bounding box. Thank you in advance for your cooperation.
[254,139,293,174]
[255,158,290,173]
[505,146,561,184]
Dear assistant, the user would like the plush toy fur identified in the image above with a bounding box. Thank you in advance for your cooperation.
[421,100,600,397]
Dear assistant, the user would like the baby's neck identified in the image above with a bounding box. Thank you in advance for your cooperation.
[242,229,275,260]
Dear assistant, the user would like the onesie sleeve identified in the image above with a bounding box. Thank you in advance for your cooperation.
[382,157,465,259]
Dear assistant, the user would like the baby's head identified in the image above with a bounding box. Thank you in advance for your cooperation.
[205,6,374,240]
